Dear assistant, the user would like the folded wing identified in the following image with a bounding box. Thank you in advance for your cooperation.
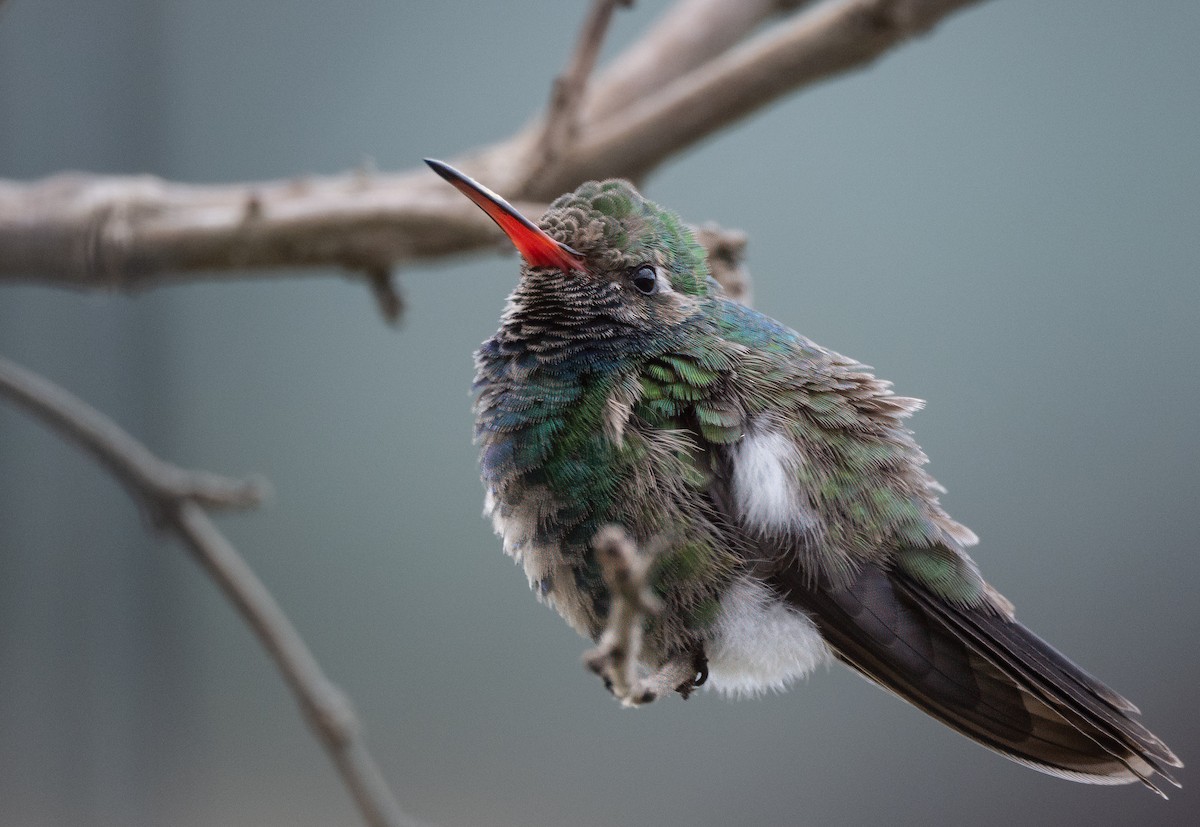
[771,561,1182,795]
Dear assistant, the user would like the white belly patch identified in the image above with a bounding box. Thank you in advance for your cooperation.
[705,576,831,697]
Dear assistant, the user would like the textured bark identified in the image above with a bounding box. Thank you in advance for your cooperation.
[0,0,986,293]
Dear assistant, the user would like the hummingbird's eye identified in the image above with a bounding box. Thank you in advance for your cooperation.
[630,264,659,295]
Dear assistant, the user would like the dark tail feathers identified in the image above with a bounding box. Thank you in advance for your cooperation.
[776,565,1181,795]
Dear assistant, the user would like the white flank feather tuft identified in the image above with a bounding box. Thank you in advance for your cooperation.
[706,577,831,697]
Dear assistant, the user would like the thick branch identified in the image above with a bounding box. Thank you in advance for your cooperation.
[0,172,527,289]
[0,356,412,827]
[0,0,984,288]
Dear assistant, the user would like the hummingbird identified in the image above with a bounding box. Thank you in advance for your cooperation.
[426,158,1181,794]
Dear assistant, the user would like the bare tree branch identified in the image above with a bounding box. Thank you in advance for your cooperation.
[582,0,815,124]
[0,355,413,827]
[0,355,266,513]
[0,171,513,289]
[532,0,987,192]
[531,0,632,178]
[0,0,985,291]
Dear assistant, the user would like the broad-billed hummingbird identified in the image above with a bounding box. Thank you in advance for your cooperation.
[426,159,1180,794]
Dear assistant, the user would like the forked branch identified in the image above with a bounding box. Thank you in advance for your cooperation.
[0,0,986,291]
[0,356,412,827]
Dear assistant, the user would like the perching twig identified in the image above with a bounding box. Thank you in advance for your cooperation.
[583,525,665,707]
[532,0,632,177]
[0,355,412,827]
[0,0,986,291]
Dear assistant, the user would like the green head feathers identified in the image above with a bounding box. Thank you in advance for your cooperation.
[540,179,712,296]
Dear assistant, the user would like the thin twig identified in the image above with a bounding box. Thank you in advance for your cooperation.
[172,503,412,827]
[0,356,266,512]
[0,0,986,289]
[583,525,664,707]
[531,0,632,177]
[0,355,413,827]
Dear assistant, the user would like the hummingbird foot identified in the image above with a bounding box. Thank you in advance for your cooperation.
[674,649,709,700]
[586,650,701,708]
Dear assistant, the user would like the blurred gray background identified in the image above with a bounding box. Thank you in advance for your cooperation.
[1,1,1197,825]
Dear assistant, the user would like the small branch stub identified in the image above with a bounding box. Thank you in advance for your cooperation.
[695,222,751,306]
[366,266,405,325]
